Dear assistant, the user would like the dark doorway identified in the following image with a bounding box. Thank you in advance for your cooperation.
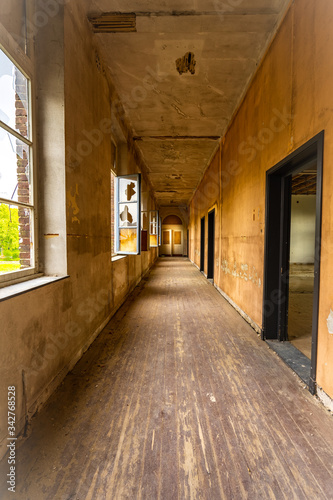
[262,132,323,394]
[288,170,317,360]
[200,216,205,271]
[207,209,215,280]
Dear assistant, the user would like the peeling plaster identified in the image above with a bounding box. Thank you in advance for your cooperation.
[221,260,261,287]
[44,234,60,239]
[68,184,80,224]
[327,309,333,334]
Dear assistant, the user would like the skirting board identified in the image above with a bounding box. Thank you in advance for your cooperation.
[317,386,333,413]
[189,258,261,334]
[192,260,207,278]
[214,283,262,335]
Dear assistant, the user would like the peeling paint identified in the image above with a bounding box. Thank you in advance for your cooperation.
[68,184,80,224]
[327,309,333,334]
[44,234,60,239]
[221,260,261,287]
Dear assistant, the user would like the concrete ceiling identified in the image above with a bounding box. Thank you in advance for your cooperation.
[84,0,291,206]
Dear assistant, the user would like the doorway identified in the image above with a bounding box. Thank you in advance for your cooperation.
[200,216,205,272]
[288,178,317,359]
[207,209,215,280]
[262,132,323,394]
[162,229,172,255]
[161,215,184,256]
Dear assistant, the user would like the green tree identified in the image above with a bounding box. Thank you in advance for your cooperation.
[0,204,19,260]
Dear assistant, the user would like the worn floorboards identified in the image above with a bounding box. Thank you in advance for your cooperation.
[1,257,333,499]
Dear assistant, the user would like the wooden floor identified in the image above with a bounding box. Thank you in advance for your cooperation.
[1,257,333,499]
[288,265,314,359]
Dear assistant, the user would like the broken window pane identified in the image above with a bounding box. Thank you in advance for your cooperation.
[149,210,159,248]
[115,174,141,254]
[118,176,138,203]
[119,203,137,227]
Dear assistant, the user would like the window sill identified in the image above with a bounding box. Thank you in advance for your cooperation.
[0,275,69,302]
[111,255,127,262]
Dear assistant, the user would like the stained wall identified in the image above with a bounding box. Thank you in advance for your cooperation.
[189,0,333,398]
[0,2,157,460]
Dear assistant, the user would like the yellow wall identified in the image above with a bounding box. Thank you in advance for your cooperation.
[0,2,157,460]
[189,0,333,398]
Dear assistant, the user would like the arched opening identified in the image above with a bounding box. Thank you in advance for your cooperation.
[163,215,182,225]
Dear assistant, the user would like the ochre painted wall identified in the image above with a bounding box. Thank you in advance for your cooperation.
[0,3,157,460]
[189,0,333,398]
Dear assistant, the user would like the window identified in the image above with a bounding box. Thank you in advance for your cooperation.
[141,190,149,252]
[111,170,116,256]
[110,141,117,257]
[115,174,141,255]
[141,210,148,251]
[149,210,159,247]
[159,216,162,246]
[0,47,35,282]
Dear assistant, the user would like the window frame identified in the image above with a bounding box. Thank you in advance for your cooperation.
[115,173,141,255]
[141,210,149,252]
[110,138,118,258]
[158,216,162,246]
[149,210,159,248]
[0,33,38,286]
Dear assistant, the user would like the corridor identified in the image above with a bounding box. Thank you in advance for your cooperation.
[1,258,333,499]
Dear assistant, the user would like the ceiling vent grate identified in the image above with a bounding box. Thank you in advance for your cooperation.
[89,13,136,33]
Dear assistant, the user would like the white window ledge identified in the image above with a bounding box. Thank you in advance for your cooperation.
[0,275,69,302]
[111,255,127,262]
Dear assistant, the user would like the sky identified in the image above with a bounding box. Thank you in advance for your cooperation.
[0,48,29,203]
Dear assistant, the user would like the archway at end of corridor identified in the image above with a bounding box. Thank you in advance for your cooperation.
[160,215,185,256]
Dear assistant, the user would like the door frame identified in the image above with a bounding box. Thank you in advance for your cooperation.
[200,216,205,271]
[262,131,324,394]
[207,209,215,280]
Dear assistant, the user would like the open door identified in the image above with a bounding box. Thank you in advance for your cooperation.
[200,216,205,271]
[161,229,172,255]
[262,132,323,394]
[207,209,215,280]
